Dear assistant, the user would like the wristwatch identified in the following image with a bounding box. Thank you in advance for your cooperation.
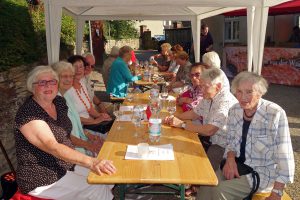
[181,122,186,129]
[272,189,283,197]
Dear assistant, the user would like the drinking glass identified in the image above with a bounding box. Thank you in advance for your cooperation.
[160,86,169,109]
[126,82,134,102]
[113,103,123,130]
[132,105,142,137]
[167,99,176,116]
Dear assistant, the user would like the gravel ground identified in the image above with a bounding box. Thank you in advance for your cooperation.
[92,63,300,199]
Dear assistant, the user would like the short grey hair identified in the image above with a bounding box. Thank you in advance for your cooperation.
[27,65,59,93]
[231,71,268,95]
[52,61,75,76]
[82,52,95,59]
[119,46,133,58]
[201,68,224,85]
[202,51,221,69]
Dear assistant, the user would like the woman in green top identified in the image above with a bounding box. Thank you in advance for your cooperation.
[52,61,103,156]
[107,46,141,97]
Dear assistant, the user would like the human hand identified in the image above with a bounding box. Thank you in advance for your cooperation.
[222,158,240,180]
[89,158,116,176]
[98,113,112,121]
[164,116,183,128]
[265,192,281,200]
[86,141,102,155]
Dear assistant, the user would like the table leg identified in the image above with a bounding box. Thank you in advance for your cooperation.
[180,185,185,200]
[119,184,126,200]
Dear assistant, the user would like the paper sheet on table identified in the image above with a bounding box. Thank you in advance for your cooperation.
[119,114,132,121]
[159,95,176,101]
[125,144,175,160]
[120,105,147,112]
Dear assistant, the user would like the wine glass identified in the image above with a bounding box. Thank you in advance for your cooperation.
[132,105,142,137]
[126,82,134,102]
[160,86,169,110]
[113,103,123,130]
[167,99,176,116]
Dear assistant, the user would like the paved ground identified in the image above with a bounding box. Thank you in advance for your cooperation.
[93,51,300,200]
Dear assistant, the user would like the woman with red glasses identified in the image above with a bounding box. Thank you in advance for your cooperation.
[177,63,204,112]
[14,65,116,199]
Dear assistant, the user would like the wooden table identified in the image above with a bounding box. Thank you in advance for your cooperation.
[87,93,217,199]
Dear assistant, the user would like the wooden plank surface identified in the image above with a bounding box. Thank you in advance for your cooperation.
[87,93,217,186]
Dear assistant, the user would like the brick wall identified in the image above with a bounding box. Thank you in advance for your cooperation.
[0,66,31,193]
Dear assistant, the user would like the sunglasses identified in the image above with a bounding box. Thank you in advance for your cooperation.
[33,79,58,87]
[190,72,201,78]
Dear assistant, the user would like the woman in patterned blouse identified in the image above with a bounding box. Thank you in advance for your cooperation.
[14,65,116,199]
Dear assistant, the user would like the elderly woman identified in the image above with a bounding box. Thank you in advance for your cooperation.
[202,51,230,91]
[197,72,295,200]
[150,42,172,72]
[107,46,141,98]
[168,51,192,91]
[66,55,113,134]
[14,65,116,199]
[177,63,204,112]
[102,46,119,88]
[52,61,103,156]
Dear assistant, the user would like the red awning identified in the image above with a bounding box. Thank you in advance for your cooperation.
[224,0,300,16]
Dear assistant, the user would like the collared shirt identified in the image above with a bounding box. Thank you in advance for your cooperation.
[193,88,238,148]
[224,99,295,192]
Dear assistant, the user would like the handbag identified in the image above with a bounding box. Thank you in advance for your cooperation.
[83,119,114,134]
[220,157,260,200]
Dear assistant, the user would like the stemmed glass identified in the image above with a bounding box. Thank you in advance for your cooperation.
[126,82,134,102]
[160,85,169,110]
[167,99,176,116]
[113,103,123,130]
[132,105,142,137]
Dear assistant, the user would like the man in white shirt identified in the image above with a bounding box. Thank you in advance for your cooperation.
[164,68,237,170]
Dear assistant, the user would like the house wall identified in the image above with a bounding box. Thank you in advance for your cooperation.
[135,20,164,37]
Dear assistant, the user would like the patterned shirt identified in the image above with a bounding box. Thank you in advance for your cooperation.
[193,88,237,148]
[224,99,295,192]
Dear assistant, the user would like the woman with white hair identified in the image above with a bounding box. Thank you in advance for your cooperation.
[197,71,295,200]
[14,65,116,199]
[52,61,103,156]
[202,51,230,91]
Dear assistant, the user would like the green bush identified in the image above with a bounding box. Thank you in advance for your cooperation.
[104,20,138,40]
[0,0,75,71]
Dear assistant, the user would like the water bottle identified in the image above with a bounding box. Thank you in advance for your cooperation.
[149,113,162,143]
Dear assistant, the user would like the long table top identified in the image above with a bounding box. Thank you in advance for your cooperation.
[87,93,217,186]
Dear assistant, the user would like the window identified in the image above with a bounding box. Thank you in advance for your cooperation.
[224,17,240,42]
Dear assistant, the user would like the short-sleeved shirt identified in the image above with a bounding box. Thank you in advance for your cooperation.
[14,96,75,194]
[107,57,139,97]
[193,88,237,148]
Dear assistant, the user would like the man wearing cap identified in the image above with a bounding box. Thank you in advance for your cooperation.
[102,46,119,88]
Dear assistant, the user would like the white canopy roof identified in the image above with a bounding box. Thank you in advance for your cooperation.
[42,0,291,74]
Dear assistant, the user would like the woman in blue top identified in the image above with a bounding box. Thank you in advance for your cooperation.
[107,46,141,97]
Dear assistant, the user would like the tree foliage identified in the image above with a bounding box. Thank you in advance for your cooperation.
[104,20,138,40]
[0,0,75,71]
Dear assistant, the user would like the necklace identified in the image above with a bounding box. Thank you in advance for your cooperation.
[75,83,92,113]
[243,110,256,118]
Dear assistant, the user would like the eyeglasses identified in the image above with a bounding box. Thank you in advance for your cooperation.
[190,72,201,78]
[33,79,58,87]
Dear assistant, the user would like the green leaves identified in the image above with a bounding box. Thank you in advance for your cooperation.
[104,20,138,40]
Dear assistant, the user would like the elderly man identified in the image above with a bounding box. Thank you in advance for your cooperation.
[107,46,141,98]
[197,72,295,200]
[102,46,119,88]
[83,53,109,112]
[200,24,213,60]
[165,68,237,170]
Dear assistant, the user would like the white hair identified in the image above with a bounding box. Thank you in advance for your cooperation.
[27,65,58,93]
[201,68,224,86]
[82,52,95,59]
[52,61,75,76]
[231,71,268,95]
[202,51,221,69]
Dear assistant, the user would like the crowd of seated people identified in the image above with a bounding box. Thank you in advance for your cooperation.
[13,44,294,200]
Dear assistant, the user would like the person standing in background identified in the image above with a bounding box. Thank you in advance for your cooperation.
[200,24,213,61]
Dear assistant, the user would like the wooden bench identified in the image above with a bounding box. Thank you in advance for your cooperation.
[252,191,292,200]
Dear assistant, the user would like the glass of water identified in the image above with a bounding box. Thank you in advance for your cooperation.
[126,82,134,102]
[132,105,142,137]
[167,99,176,116]
[113,103,123,130]
[160,86,169,110]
